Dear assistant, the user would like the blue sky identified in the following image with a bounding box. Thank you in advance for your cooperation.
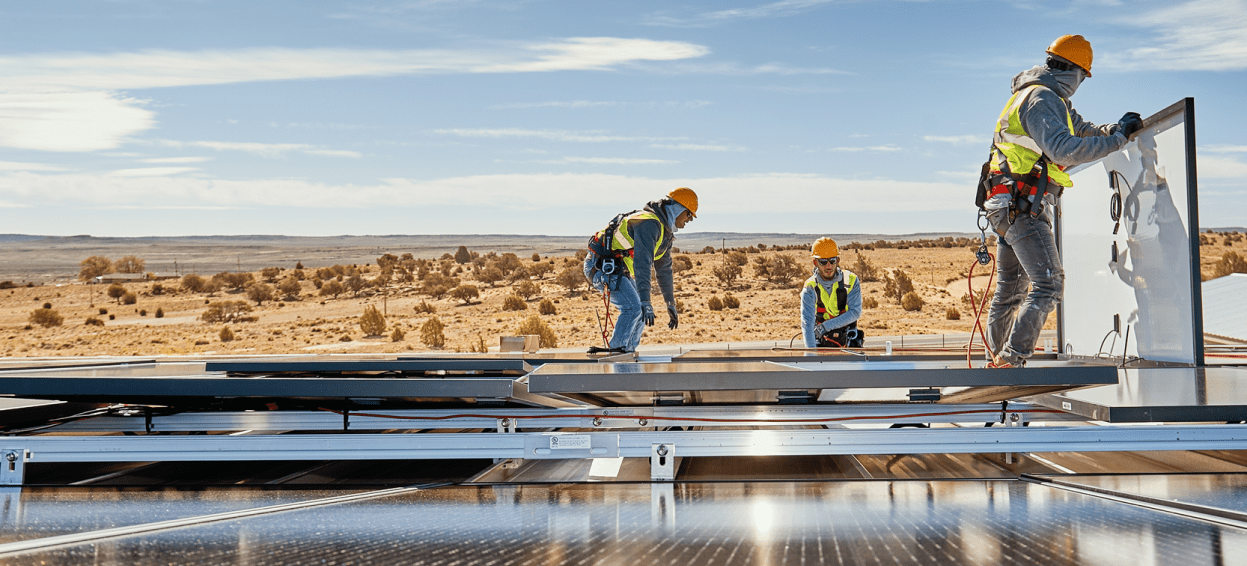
[1,0,1245,237]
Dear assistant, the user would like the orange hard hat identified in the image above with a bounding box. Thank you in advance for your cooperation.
[811,237,839,259]
[668,187,698,217]
[1047,34,1093,77]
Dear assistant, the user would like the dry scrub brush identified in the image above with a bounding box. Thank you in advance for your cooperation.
[421,317,446,348]
[359,305,386,336]
[517,315,557,348]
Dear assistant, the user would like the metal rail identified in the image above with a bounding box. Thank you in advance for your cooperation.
[46,403,1079,433]
[8,424,1247,484]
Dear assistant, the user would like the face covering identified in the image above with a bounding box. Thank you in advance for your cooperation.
[665,203,688,233]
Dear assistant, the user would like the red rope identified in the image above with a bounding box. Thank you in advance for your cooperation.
[599,286,614,347]
[966,253,996,368]
[320,407,1063,424]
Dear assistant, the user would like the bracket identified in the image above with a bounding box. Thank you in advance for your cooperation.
[1,449,27,486]
[650,443,675,481]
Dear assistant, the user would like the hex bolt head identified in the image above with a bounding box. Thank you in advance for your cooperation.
[1010,413,1021,423]
[637,418,649,426]
[656,445,669,457]
[4,452,16,463]
[592,417,603,427]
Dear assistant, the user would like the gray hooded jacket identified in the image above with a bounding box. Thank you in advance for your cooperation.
[1007,63,1127,168]
[623,199,678,308]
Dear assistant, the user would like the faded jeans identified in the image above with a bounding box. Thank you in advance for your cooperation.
[986,205,1063,364]
[583,254,645,351]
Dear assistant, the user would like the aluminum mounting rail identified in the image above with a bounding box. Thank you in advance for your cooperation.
[7,424,1247,484]
[46,403,1079,433]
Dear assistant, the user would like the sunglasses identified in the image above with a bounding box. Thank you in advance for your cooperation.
[816,258,839,266]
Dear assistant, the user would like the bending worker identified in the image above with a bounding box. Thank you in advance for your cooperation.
[983,35,1143,367]
[583,188,698,353]
[801,237,863,348]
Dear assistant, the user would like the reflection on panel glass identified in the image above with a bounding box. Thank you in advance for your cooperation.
[0,490,357,544]
[9,481,1246,565]
[1063,103,1196,364]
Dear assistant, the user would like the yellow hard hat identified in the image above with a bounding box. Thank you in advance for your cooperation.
[811,237,839,259]
[667,187,698,217]
[1047,34,1093,77]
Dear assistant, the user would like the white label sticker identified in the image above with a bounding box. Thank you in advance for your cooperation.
[1062,402,1072,411]
[549,435,592,450]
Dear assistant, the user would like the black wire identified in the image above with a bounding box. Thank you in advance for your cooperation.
[1097,328,1119,358]
[1109,171,1130,235]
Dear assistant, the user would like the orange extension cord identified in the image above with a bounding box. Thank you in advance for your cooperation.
[965,252,996,368]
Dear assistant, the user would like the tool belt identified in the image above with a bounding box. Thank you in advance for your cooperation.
[818,322,864,348]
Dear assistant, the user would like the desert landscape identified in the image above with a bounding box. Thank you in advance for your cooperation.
[2,231,1244,357]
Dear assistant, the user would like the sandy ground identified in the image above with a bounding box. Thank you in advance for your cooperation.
[2,233,1244,357]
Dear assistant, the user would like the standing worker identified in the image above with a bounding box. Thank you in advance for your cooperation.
[801,237,864,348]
[583,188,697,353]
[981,35,1143,367]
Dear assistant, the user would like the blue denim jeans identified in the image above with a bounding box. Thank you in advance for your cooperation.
[583,254,645,351]
[986,206,1063,364]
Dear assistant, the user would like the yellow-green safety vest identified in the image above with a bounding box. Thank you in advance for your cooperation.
[609,211,667,277]
[805,271,858,324]
[991,84,1076,188]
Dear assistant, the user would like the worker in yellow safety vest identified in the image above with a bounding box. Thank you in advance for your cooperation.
[980,35,1142,368]
[583,188,697,353]
[801,238,863,348]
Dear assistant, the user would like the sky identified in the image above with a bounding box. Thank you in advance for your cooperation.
[1,0,1245,237]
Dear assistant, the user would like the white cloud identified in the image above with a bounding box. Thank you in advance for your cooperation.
[305,149,363,158]
[560,157,678,164]
[648,0,836,27]
[108,167,200,177]
[490,100,713,110]
[0,91,154,152]
[2,38,709,92]
[1197,155,1247,178]
[0,37,709,152]
[650,143,743,152]
[924,135,984,145]
[831,145,903,152]
[1109,0,1247,71]
[1203,144,1247,153]
[160,140,313,157]
[0,160,67,171]
[646,61,847,76]
[431,128,685,143]
[0,170,965,214]
[140,156,213,164]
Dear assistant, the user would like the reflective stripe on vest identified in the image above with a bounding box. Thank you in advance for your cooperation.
[805,272,857,323]
[991,85,1075,188]
[614,212,666,276]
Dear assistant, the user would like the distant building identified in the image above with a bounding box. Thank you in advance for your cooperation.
[1203,273,1247,344]
[93,273,147,284]
[147,272,179,280]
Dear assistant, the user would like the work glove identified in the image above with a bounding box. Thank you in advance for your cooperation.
[666,303,679,330]
[641,303,656,327]
[1117,112,1143,138]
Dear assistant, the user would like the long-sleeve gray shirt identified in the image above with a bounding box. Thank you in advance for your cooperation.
[800,268,862,348]
[1010,64,1127,168]
[625,205,675,308]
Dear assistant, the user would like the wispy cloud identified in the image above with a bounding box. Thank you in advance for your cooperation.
[490,100,713,110]
[108,167,200,177]
[1204,144,1247,153]
[831,145,903,152]
[559,157,677,164]
[431,128,685,143]
[1108,0,1247,71]
[924,135,984,145]
[140,156,213,164]
[151,140,357,159]
[1197,155,1247,178]
[0,37,709,152]
[644,61,848,76]
[647,0,836,27]
[650,143,744,152]
[2,38,709,92]
[0,170,968,214]
[0,91,154,152]
[305,149,363,158]
[0,160,67,172]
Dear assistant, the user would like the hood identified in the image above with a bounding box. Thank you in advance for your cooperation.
[1011,62,1082,99]
[644,199,678,234]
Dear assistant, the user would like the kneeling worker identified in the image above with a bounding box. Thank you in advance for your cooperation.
[801,237,864,348]
[583,188,698,353]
